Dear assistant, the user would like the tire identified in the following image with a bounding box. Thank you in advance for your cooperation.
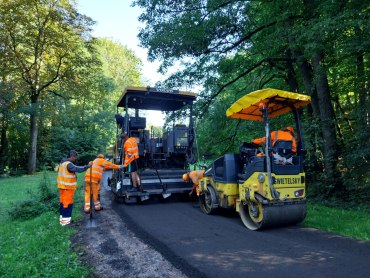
[199,186,218,215]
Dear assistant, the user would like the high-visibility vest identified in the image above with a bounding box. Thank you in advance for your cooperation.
[272,131,297,153]
[85,158,120,183]
[252,130,297,153]
[57,162,77,190]
[123,137,139,167]
[189,170,205,186]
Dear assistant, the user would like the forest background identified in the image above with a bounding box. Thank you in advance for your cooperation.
[0,0,369,203]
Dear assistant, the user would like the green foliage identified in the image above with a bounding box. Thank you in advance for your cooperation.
[0,0,99,174]
[135,0,370,201]
[9,172,59,220]
[0,0,145,175]
[8,200,48,221]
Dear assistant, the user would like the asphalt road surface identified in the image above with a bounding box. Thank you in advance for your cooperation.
[112,197,370,278]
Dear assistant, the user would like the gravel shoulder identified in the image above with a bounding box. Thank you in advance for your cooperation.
[72,189,187,278]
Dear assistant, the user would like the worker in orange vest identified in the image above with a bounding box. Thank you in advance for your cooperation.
[57,150,92,226]
[252,126,297,153]
[121,132,142,191]
[84,154,123,213]
[182,170,205,197]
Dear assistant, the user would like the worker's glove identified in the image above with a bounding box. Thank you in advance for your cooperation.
[119,165,124,170]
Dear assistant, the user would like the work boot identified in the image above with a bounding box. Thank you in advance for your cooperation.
[95,207,104,211]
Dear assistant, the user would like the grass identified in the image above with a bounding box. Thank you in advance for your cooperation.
[0,172,90,277]
[304,202,370,241]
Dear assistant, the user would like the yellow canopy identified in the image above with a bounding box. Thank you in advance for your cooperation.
[226,88,311,121]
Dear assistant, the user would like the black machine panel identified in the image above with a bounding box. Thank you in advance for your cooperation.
[163,125,189,154]
[129,117,146,129]
[204,153,241,183]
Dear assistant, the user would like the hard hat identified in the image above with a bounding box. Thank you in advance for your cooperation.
[182,173,189,182]
[97,154,105,158]
[284,126,294,133]
[120,132,128,139]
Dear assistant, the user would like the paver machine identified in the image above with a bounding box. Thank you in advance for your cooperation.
[197,88,311,230]
[110,86,198,203]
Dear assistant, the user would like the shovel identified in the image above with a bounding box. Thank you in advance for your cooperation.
[154,168,171,199]
[86,166,97,228]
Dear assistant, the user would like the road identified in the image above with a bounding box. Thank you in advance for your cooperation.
[112,197,370,278]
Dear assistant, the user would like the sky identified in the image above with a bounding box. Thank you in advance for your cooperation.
[77,0,162,84]
[77,0,164,124]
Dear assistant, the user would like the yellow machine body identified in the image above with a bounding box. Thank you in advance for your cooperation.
[237,172,305,208]
[199,178,239,209]
[199,172,305,209]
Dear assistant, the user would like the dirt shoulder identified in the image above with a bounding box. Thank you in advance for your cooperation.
[72,190,187,278]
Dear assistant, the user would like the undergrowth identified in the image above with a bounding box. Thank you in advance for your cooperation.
[9,172,59,220]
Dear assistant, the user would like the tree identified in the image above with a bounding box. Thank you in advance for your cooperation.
[134,0,369,196]
[37,38,144,168]
[0,0,95,173]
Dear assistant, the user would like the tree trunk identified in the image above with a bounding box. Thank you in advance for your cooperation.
[356,53,369,133]
[290,49,323,173]
[294,52,320,117]
[0,118,8,174]
[311,50,339,187]
[285,50,299,92]
[28,94,39,174]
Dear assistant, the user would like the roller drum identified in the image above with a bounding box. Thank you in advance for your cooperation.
[239,202,307,231]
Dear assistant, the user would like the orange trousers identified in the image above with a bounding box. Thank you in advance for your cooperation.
[84,181,102,212]
[59,189,75,226]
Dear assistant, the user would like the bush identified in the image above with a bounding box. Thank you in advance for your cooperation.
[9,172,59,221]
[8,200,48,220]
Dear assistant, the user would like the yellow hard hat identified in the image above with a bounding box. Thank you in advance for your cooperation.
[97,154,105,158]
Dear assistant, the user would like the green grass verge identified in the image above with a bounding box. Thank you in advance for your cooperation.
[0,173,90,277]
[304,202,370,241]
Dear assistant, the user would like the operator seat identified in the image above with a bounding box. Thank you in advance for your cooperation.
[272,140,293,158]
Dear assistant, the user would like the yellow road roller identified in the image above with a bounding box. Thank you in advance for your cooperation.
[198,88,311,230]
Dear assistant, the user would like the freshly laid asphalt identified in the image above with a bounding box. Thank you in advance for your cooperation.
[112,197,370,278]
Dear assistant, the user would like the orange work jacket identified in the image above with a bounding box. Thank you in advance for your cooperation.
[123,137,139,167]
[188,170,205,186]
[57,162,77,190]
[252,130,297,153]
[85,158,120,183]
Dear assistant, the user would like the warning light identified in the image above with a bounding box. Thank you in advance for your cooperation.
[294,189,304,197]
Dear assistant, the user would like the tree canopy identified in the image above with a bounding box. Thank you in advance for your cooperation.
[0,0,143,174]
[1,0,369,202]
[134,0,370,200]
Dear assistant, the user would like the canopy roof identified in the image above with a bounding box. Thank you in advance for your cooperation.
[117,86,197,111]
[226,88,311,121]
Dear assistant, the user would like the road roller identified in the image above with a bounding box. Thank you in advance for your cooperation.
[198,88,311,230]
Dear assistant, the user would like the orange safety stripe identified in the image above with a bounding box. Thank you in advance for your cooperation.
[57,162,77,190]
